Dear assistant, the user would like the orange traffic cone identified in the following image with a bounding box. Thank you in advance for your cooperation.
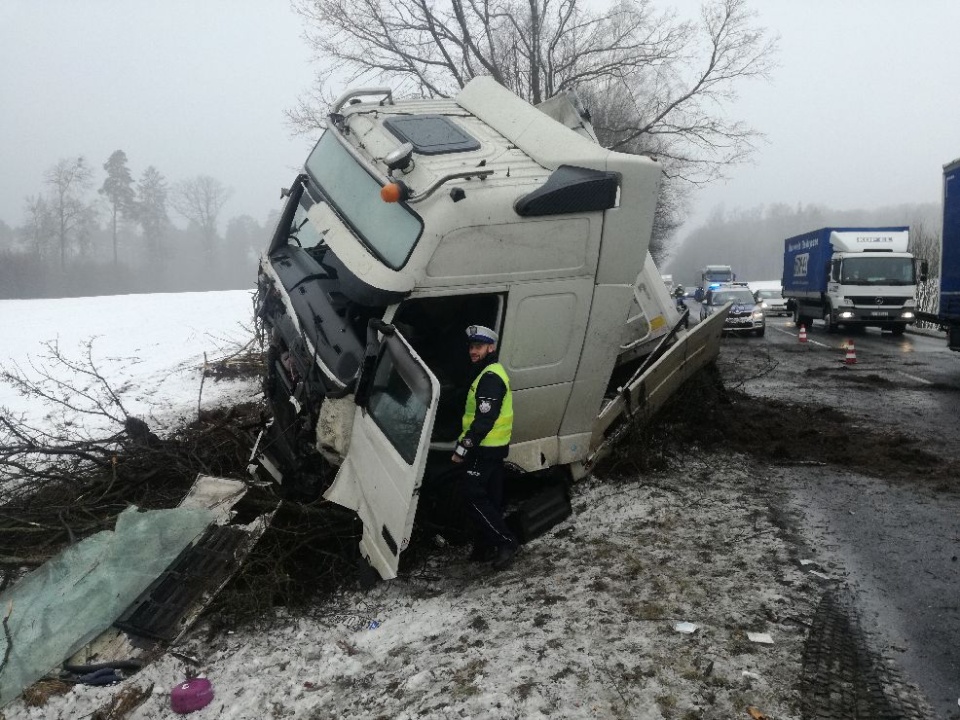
[798,325,808,343]
[844,341,857,364]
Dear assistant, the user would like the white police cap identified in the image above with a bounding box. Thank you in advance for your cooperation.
[465,325,498,344]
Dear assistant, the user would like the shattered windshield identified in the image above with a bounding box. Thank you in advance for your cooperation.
[305,131,423,270]
[841,257,915,285]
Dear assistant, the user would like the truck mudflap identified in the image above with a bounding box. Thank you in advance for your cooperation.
[585,305,729,470]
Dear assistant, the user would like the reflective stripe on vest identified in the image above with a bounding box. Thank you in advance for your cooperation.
[460,362,513,446]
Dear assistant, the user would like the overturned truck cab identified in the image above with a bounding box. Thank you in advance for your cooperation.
[253,77,724,579]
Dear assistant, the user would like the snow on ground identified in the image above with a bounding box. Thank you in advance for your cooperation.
[0,291,820,719]
[0,291,260,434]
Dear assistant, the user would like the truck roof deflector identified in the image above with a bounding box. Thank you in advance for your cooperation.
[515,165,619,217]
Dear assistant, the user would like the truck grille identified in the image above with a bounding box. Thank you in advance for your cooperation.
[847,296,908,307]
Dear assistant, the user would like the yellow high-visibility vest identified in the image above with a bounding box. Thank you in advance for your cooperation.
[460,362,513,447]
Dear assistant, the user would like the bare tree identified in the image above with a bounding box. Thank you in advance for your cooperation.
[909,219,941,315]
[289,0,775,185]
[44,157,95,271]
[169,176,233,258]
[21,195,54,260]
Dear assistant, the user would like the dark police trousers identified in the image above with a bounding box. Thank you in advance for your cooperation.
[459,449,517,551]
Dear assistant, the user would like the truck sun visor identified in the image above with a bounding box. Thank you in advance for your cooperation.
[515,165,619,217]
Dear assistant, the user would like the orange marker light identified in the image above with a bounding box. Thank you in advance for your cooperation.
[381,183,403,203]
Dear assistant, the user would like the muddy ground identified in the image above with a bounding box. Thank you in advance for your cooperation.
[4,343,958,718]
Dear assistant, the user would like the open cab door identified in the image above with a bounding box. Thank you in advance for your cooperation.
[323,322,440,580]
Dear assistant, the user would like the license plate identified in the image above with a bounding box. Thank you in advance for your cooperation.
[870,311,889,317]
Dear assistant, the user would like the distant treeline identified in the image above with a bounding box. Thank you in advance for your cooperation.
[0,151,279,300]
[664,202,941,286]
[0,217,274,299]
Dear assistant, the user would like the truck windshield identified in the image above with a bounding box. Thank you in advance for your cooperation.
[305,131,423,270]
[840,257,915,285]
[704,270,733,283]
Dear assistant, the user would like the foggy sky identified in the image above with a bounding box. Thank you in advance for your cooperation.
[0,1,313,231]
[3,1,960,238]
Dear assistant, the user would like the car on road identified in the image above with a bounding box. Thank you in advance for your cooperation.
[700,283,766,336]
[754,288,789,316]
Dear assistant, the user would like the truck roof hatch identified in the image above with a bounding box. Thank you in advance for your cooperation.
[514,165,619,217]
[383,115,480,155]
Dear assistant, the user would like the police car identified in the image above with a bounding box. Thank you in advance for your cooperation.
[699,282,766,337]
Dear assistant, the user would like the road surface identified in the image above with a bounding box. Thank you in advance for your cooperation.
[707,309,960,718]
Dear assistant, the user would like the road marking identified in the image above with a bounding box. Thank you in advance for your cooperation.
[774,326,830,348]
[896,370,933,385]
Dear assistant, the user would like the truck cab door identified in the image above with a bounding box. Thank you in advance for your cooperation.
[323,324,440,580]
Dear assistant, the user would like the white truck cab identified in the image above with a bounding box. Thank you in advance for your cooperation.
[254,77,725,578]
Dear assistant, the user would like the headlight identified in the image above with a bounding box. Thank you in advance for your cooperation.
[761,301,769,308]
[752,310,764,319]
[839,311,855,319]
[901,311,915,319]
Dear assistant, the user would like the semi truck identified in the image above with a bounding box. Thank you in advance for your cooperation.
[251,77,726,579]
[931,157,960,349]
[782,227,924,334]
[694,265,735,301]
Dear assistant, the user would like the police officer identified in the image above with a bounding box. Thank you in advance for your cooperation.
[451,324,519,569]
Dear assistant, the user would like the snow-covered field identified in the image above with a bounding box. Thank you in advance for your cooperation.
[0,291,817,719]
[0,291,260,434]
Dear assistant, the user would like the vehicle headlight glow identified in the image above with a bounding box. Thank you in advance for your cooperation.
[901,311,915,319]
[752,310,764,319]
[839,311,855,319]
[761,301,769,308]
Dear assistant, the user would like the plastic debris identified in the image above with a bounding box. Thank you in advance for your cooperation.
[809,570,831,580]
[746,631,774,644]
[741,670,761,680]
[368,620,381,630]
[799,559,815,566]
[171,677,214,714]
[747,706,769,719]
[673,621,698,634]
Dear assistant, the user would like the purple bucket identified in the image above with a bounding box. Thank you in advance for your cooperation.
[171,677,214,714]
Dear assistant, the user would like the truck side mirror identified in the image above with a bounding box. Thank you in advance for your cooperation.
[919,259,929,282]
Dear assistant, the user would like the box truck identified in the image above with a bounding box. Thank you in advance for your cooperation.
[782,227,924,334]
[251,77,726,579]
[933,158,960,349]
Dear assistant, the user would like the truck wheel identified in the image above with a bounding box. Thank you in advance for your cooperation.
[755,327,765,337]
[891,325,905,336]
[823,308,837,334]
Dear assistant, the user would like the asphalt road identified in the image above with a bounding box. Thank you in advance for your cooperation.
[703,308,960,718]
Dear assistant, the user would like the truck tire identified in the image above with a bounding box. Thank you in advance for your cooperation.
[891,325,905,336]
[755,327,765,337]
[823,307,837,334]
